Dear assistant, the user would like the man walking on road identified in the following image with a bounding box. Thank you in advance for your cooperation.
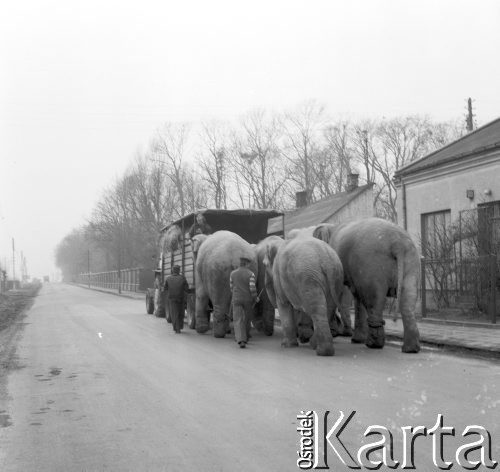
[230,257,259,348]
[164,265,189,333]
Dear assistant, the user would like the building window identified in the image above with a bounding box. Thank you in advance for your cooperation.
[421,210,452,259]
[477,201,500,256]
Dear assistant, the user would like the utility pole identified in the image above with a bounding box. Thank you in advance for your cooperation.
[12,238,15,288]
[466,97,475,132]
[118,221,122,294]
[20,251,27,282]
[88,249,91,289]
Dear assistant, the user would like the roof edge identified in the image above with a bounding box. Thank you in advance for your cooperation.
[319,183,374,223]
[394,142,500,180]
[282,183,374,217]
[395,116,500,177]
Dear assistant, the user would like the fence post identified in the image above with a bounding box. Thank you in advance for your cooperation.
[420,257,427,318]
[490,255,497,324]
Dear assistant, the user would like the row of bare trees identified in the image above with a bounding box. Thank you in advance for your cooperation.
[55,100,464,281]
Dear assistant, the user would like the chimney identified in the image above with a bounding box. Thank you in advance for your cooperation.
[295,190,308,208]
[346,173,359,192]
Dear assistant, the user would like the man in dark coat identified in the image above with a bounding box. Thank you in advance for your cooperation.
[164,265,189,333]
[230,257,259,348]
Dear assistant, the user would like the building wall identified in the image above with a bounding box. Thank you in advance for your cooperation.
[396,150,500,251]
[325,186,375,225]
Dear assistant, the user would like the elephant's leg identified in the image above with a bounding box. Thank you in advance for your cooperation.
[338,287,353,337]
[195,290,210,334]
[400,274,421,353]
[296,310,314,344]
[309,331,318,350]
[365,295,386,349]
[304,295,335,356]
[327,310,341,338]
[252,302,265,333]
[279,301,298,348]
[212,302,227,338]
[351,299,368,343]
[262,300,275,336]
[310,314,335,356]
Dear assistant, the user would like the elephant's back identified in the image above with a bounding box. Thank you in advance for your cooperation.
[336,218,419,287]
[279,237,342,280]
[336,219,406,255]
[277,236,343,305]
[197,231,256,282]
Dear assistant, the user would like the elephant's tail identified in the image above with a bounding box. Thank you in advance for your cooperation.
[323,260,343,311]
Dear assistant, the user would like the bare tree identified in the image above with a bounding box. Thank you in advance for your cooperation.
[151,122,191,217]
[350,116,463,221]
[198,121,230,209]
[351,121,377,185]
[183,166,210,212]
[119,154,180,264]
[282,100,326,203]
[87,181,131,271]
[55,227,94,281]
[316,121,354,196]
[229,109,289,209]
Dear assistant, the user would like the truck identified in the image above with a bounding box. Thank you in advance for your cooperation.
[145,208,284,329]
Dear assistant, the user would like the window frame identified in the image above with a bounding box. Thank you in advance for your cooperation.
[421,209,452,259]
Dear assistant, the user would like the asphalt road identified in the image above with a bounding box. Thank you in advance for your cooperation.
[0,284,499,471]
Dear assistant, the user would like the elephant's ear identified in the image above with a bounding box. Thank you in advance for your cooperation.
[265,242,279,267]
[313,224,331,242]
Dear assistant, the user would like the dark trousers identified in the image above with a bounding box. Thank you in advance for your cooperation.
[233,301,252,343]
[168,300,184,332]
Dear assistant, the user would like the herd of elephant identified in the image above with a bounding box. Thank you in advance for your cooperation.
[189,217,421,356]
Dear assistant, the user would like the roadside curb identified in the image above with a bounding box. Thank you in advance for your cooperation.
[385,333,500,359]
[385,314,499,330]
[277,317,499,358]
[416,317,500,330]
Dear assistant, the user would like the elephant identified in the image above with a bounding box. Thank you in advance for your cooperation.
[253,236,283,336]
[313,217,421,353]
[287,228,354,339]
[263,236,344,356]
[195,230,257,338]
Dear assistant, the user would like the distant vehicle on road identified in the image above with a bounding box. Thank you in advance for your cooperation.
[43,275,50,283]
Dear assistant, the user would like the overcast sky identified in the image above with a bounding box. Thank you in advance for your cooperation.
[1,0,499,279]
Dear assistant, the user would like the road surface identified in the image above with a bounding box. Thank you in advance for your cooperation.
[0,284,499,471]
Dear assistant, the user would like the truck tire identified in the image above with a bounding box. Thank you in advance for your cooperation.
[146,290,154,314]
[154,288,166,318]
